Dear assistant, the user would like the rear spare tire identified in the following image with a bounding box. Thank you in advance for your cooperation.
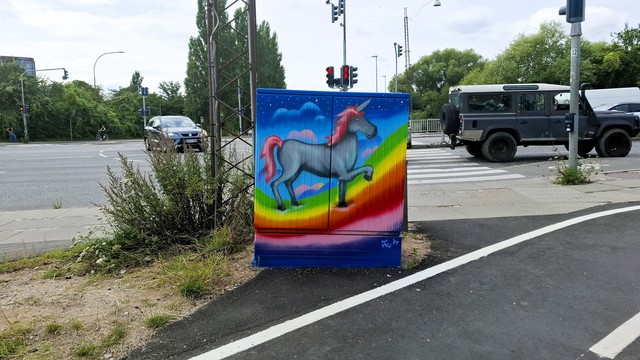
[440,103,459,135]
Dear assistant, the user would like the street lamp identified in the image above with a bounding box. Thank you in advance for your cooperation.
[371,55,378,92]
[93,51,124,88]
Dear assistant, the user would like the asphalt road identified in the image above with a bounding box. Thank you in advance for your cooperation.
[128,203,640,360]
[0,139,252,211]
[2,138,639,211]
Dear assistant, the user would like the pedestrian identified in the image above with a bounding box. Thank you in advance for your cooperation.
[7,127,17,143]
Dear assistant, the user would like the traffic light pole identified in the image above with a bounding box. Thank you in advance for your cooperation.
[19,70,28,143]
[559,0,585,170]
[568,22,581,170]
[341,0,347,91]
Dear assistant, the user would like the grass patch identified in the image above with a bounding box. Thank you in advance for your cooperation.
[0,244,88,274]
[70,320,84,331]
[101,321,128,348]
[53,198,63,209]
[144,315,175,329]
[45,322,62,335]
[162,252,229,299]
[42,268,66,280]
[0,325,33,357]
[72,341,97,357]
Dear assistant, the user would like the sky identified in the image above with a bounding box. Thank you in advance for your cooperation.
[2,0,639,95]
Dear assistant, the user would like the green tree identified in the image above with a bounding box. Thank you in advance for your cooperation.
[184,0,286,129]
[601,23,640,87]
[462,22,569,85]
[158,81,185,115]
[400,48,485,118]
[0,62,27,139]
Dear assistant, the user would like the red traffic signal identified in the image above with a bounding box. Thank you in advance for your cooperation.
[326,66,335,88]
[341,65,350,86]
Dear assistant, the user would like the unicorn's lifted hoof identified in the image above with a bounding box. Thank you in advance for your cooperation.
[337,201,348,208]
[277,205,286,211]
[364,173,373,181]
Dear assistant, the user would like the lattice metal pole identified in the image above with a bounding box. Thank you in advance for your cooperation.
[208,0,257,226]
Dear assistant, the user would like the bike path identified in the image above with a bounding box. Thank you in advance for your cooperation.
[129,202,640,359]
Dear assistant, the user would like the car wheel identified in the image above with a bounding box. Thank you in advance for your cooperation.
[596,129,631,157]
[144,138,152,151]
[564,141,595,158]
[465,142,484,158]
[481,132,517,162]
[440,103,459,136]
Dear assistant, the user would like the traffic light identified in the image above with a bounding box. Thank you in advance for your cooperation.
[145,107,150,116]
[25,104,30,113]
[341,65,350,87]
[331,4,339,22]
[397,44,403,57]
[326,66,335,88]
[559,0,585,23]
[349,66,358,87]
[338,0,344,14]
[140,87,149,97]
[62,69,68,80]
[19,105,24,113]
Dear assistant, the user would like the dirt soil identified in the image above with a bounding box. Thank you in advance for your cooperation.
[0,230,429,359]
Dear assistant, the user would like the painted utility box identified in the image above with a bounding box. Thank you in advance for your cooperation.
[254,88,409,267]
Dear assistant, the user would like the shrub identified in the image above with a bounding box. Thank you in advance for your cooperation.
[551,154,599,185]
[77,148,254,272]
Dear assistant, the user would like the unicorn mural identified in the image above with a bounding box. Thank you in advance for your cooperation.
[260,100,376,211]
[254,88,409,268]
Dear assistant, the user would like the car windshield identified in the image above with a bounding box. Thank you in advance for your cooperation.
[594,104,615,111]
[161,116,196,128]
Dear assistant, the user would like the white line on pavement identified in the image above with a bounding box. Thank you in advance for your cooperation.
[407,162,478,169]
[590,312,640,359]
[407,166,491,175]
[99,149,110,158]
[408,173,525,185]
[192,205,640,360]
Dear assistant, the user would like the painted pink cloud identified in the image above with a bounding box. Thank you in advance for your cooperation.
[362,145,379,159]
[287,129,318,143]
[294,182,324,196]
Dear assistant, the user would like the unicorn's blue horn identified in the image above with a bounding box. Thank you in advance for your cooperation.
[356,99,371,112]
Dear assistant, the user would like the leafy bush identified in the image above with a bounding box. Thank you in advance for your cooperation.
[550,154,599,185]
[77,148,253,272]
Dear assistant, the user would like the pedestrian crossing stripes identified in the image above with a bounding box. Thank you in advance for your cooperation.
[407,148,525,185]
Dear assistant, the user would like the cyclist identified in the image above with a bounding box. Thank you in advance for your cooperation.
[98,125,107,140]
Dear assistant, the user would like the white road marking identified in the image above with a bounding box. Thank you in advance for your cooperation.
[192,205,640,360]
[407,162,478,169]
[408,173,525,185]
[407,167,492,176]
[406,148,525,184]
[589,312,640,359]
[99,149,112,158]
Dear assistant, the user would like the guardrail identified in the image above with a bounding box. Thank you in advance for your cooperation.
[410,118,441,133]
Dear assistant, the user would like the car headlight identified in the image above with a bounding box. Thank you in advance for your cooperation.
[166,131,175,137]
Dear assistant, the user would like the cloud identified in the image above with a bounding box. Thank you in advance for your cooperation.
[287,129,318,143]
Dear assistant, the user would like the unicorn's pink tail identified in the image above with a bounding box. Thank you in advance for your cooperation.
[260,135,283,183]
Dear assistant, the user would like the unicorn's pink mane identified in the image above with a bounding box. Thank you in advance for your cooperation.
[326,104,364,146]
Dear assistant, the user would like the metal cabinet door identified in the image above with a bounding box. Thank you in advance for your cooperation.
[254,90,334,230]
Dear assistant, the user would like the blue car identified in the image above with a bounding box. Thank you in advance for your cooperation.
[144,115,207,152]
